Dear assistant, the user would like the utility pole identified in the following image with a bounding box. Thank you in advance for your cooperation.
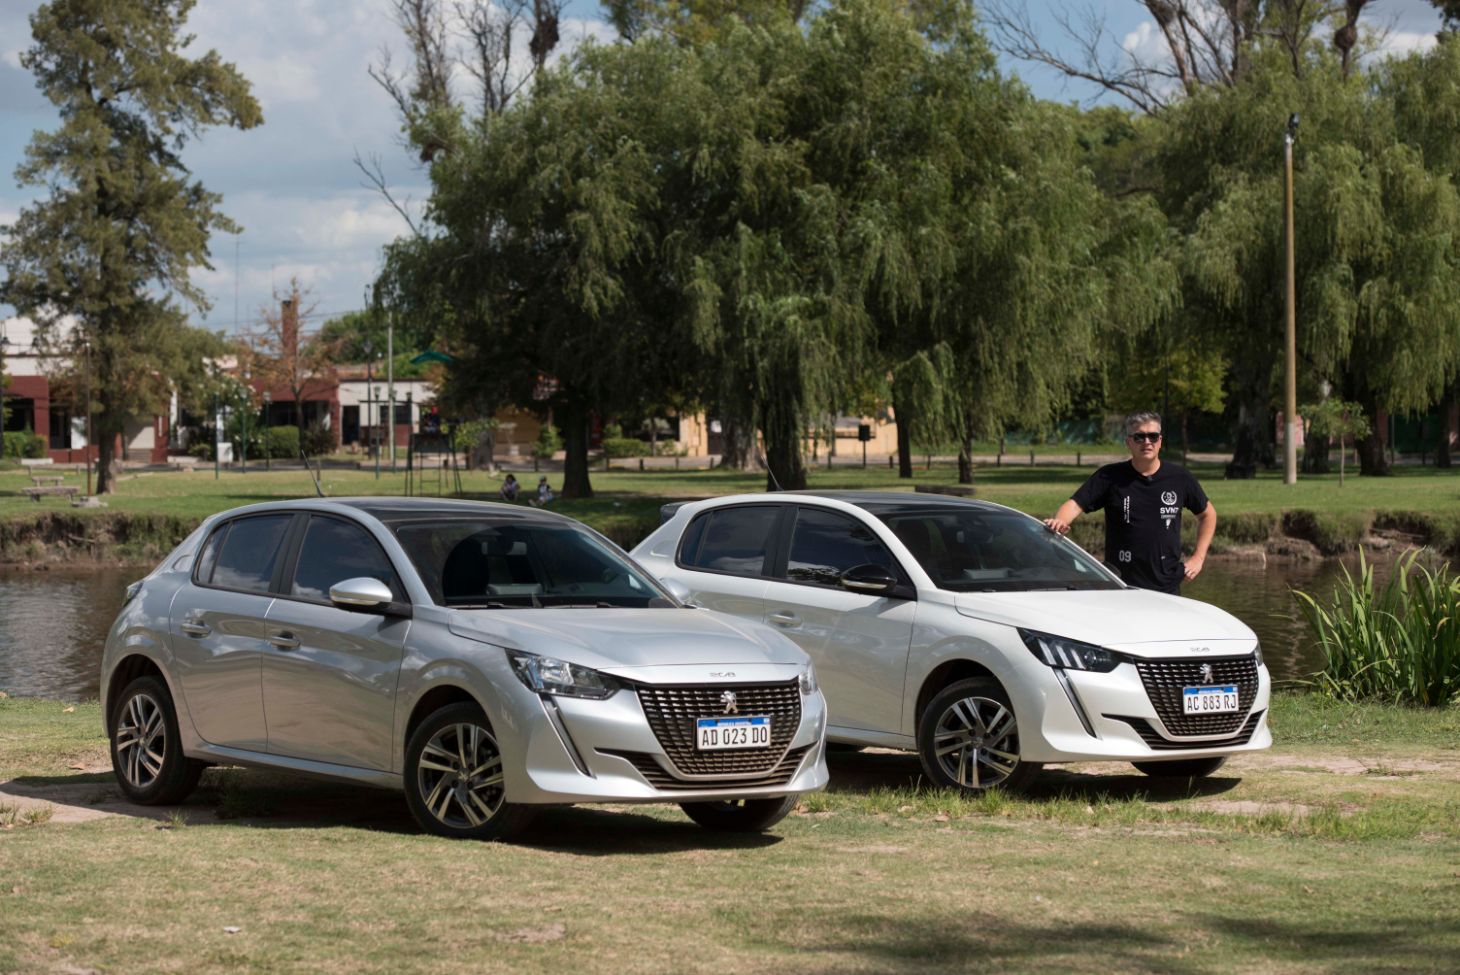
[85,340,93,496]
[387,316,396,473]
[1284,113,1299,485]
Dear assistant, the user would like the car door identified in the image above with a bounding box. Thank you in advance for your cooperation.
[169,512,296,752]
[666,503,787,622]
[261,513,411,771]
[763,505,915,735]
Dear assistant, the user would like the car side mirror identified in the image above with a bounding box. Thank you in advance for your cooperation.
[661,577,697,607]
[330,577,395,611]
[840,563,899,595]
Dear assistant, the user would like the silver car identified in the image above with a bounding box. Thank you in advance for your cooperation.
[101,498,828,839]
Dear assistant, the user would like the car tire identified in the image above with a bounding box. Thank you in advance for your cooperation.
[679,795,798,832]
[917,677,1040,794]
[1131,757,1227,778]
[109,675,205,805]
[403,702,535,841]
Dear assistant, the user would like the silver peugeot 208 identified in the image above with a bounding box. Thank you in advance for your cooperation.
[100,498,827,839]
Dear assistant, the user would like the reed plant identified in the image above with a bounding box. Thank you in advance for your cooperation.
[1293,550,1460,706]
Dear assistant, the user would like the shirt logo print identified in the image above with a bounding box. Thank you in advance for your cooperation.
[1161,491,1178,506]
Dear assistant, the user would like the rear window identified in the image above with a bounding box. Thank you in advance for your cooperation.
[677,506,781,578]
[203,514,293,594]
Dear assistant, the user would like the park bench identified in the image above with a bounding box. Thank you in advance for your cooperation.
[30,475,66,486]
[22,485,80,502]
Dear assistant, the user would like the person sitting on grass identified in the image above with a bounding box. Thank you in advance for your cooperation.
[529,476,555,507]
[500,473,520,502]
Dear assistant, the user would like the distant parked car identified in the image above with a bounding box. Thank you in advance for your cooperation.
[632,492,1271,793]
[101,498,827,839]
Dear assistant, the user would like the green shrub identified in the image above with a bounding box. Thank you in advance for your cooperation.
[1294,551,1460,707]
[302,421,335,457]
[602,437,650,458]
[263,425,300,459]
[452,418,497,453]
[2,429,48,459]
[188,441,214,462]
[532,423,562,460]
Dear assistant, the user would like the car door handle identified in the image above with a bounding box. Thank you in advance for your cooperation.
[179,621,211,638]
[268,631,301,650]
[768,610,800,627]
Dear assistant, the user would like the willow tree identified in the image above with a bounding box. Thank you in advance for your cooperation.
[0,0,260,492]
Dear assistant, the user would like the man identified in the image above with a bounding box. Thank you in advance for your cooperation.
[1043,412,1216,594]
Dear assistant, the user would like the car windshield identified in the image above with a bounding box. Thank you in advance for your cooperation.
[394,519,670,608]
[875,508,1122,593]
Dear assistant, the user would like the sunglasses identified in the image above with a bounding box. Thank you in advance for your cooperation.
[1128,432,1162,443]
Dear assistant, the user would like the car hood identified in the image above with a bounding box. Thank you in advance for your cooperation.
[953,589,1256,652]
[446,606,806,674]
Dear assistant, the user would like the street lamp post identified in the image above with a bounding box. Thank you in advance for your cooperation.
[1284,112,1299,485]
[241,367,250,474]
[263,390,272,471]
[364,338,378,480]
[84,340,93,496]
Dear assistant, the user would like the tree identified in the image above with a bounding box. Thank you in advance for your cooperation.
[252,279,335,444]
[1302,397,1368,484]
[0,0,261,492]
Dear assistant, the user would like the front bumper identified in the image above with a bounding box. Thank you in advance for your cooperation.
[1010,655,1273,764]
[497,670,829,804]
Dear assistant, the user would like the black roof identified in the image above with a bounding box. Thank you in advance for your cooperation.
[337,497,573,527]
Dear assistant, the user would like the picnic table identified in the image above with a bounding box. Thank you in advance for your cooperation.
[22,485,80,502]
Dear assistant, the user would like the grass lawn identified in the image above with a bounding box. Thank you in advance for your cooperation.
[1,694,1458,974]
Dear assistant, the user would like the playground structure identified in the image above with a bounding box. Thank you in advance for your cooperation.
[405,427,462,497]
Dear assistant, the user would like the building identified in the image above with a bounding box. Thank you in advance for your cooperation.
[1,315,168,464]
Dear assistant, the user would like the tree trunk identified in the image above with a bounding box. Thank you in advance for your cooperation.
[717,413,755,470]
[894,393,913,479]
[1437,382,1454,469]
[559,401,593,498]
[1301,431,1331,474]
[1356,400,1390,476]
[957,411,976,484]
[94,354,119,495]
[762,400,806,491]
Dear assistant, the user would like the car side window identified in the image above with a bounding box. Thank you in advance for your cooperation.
[290,515,402,602]
[194,524,226,584]
[207,514,293,594]
[678,505,781,578]
[785,507,898,588]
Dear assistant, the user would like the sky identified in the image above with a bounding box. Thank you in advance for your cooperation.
[0,0,1446,339]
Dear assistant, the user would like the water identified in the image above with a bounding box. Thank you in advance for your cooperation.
[0,557,1405,701]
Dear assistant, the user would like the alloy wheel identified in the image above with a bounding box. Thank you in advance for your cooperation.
[415,722,506,829]
[115,691,167,791]
[930,695,1020,789]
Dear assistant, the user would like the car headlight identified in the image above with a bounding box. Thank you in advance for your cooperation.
[799,664,818,695]
[507,650,620,700]
[1018,629,1124,673]
[1253,642,1263,668]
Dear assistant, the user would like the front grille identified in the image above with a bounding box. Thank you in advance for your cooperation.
[635,681,801,776]
[1108,710,1265,750]
[600,745,813,790]
[1134,656,1259,737]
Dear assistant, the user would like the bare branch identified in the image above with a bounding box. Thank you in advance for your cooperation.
[353,150,421,237]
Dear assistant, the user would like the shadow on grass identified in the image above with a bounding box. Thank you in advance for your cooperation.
[2,769,781,852]
[826,749,1241,802]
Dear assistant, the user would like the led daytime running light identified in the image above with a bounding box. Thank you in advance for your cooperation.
[1018,629,1123,673]
[508,650,620,700]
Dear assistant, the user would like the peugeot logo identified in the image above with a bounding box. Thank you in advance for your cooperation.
[1199,663,1214,683]
[720,690,738,714]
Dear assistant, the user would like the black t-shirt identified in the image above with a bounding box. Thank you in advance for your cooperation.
[1070,461,1209,593]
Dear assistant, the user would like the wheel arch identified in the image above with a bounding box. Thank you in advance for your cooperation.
[914,659,1004,732]
[105,653,170,725]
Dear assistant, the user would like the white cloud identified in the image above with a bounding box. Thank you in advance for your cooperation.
[1375,30,1439,57]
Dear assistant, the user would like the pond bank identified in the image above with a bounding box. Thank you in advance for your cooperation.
[4,503,1459,570]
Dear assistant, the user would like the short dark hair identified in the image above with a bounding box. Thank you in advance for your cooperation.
[1124,412,1162,437]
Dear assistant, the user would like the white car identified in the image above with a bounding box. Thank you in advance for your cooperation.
[632,492,1271,792]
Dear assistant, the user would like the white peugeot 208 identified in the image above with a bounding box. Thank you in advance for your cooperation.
[632,492,1271,793]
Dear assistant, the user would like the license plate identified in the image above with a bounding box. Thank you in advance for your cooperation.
[695,716,771,750]
[1183,685,1239,715]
